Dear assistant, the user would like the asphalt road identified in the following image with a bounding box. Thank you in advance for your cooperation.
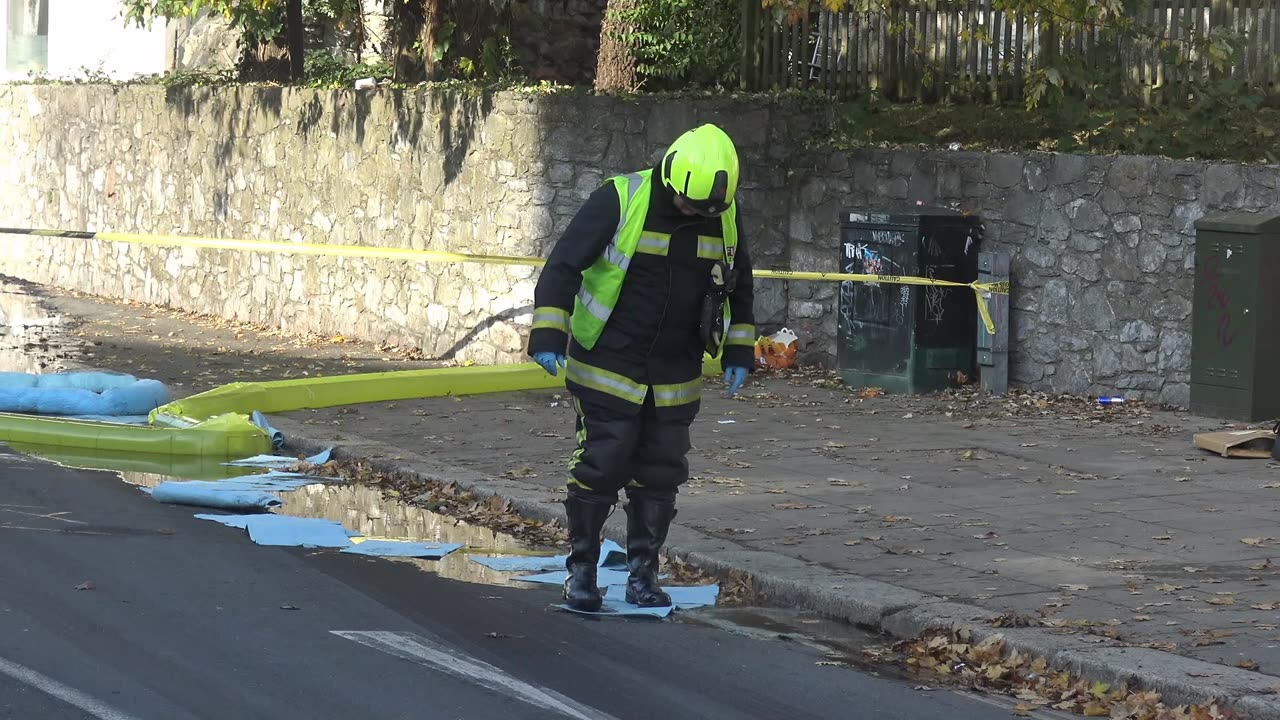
[0,449,1020,720]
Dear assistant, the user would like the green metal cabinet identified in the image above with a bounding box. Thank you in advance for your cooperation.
[1190,211,1280,421]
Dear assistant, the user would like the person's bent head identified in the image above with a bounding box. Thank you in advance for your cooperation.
[660,124,739,218]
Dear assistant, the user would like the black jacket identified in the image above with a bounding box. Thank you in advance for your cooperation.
[528,166,756,418]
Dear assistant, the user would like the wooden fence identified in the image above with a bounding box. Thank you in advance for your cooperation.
[739,0,1280,103]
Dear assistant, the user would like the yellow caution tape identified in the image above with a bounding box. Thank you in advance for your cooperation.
[0,227,1008,333]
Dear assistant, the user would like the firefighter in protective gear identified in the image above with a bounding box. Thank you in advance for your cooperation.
[528,124,757,612]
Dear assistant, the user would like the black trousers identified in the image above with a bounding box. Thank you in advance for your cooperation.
[567,390,694,504]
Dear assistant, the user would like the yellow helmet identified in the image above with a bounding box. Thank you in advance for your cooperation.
[660,124,739,217]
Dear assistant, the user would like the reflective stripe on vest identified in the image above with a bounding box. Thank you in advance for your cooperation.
[696,235,724,261]
[637,232,671,256]
[571,171,648,349]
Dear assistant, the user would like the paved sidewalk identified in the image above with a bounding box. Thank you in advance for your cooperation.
[282,376,1280,674]
[17,280,1280,705]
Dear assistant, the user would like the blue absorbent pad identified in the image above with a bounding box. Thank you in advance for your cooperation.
[555,601,673,619]
[604,583,719,609]
[250,411,285,450]
[223,448,332,468]
[0,371,171,417]
[195,513,355,548]
[340,540,465,558]
[64,414,152,424]
[0,370,136,391]
[152,481,282,511]
[198,474,325,492]
[469,539,627,573]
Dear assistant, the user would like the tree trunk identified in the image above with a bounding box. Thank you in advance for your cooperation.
[285,0,305,82]
[593,0,637,93]
[392,0,443,83]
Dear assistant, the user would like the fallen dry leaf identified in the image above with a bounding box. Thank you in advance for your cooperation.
[1059,584,1090,592]
[75,581,95,591]
[1207,597,1236,606]
[1238,659,1261,671]
[1243,538,1273,547]
[774,502,823,510]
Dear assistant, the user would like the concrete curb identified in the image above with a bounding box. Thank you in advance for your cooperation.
[272,416,1280,718]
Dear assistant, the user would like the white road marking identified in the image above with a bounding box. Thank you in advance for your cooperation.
[0,524,109,535]
[0,508,86,524]
[0,654,142,720]
[332,630,618,720]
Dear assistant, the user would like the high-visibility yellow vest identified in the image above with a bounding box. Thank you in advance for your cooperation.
[571,169,739,352]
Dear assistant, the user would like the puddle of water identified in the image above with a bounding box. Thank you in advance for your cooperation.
[0,281,85,374]
[115,468,558,588]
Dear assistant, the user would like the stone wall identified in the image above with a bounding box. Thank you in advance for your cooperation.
[1,84,1277,403]
[0,86,798,367]
[784,150,1280,406]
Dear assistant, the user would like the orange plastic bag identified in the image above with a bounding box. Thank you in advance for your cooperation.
[754,328,798,370]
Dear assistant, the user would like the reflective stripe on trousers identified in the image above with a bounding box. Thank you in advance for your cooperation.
[565,358,648,405]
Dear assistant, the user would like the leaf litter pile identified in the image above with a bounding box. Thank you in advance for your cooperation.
[750,366,1179,434]
[852,628,1238,719]
[291,457,566,547]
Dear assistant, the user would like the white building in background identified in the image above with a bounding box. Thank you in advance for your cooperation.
[1,0,171,81]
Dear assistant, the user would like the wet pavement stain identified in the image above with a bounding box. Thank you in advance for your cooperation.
[0,281,86,375]
[113,467,561,589]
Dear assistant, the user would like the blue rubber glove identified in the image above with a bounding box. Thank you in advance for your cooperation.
[724,366,748,395]
[533,352,566,377]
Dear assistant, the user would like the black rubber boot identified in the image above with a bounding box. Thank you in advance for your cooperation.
[624,492,677,608]
[563,494,614,612]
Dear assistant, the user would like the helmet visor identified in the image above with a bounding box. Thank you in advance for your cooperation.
[675,193,730,218]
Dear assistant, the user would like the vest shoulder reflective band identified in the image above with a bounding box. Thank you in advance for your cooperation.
[571,171,650,350]
[571,170,742,352]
